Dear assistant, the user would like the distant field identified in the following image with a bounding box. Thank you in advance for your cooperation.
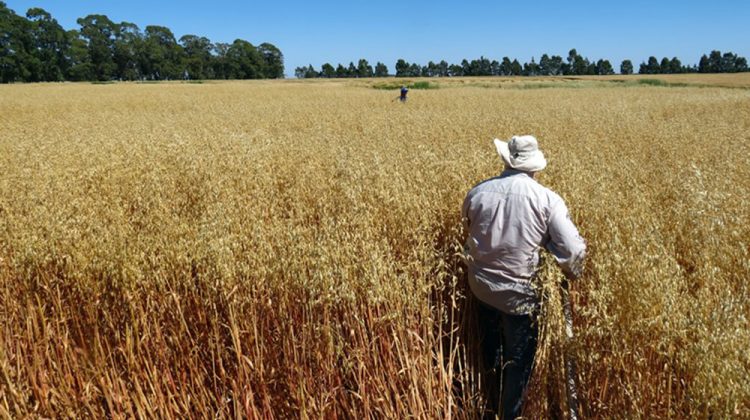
[1,75,748,418]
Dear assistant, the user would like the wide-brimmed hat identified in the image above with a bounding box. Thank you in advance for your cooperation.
[494,135,547,172]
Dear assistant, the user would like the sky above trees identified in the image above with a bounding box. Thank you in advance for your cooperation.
[5,0,750,77]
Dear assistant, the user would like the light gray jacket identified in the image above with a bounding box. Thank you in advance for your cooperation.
[462,169,586,314]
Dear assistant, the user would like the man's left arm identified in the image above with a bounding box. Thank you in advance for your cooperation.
[546,200,587,280]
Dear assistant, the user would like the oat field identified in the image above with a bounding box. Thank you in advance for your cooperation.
[1,76,749,418]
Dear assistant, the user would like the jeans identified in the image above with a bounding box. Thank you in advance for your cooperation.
[478,302,539,420]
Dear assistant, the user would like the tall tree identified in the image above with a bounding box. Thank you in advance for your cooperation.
[596,59,614,75]
[374,61,388,77]
[735,56,748,72]
[708,50,722,73]
[1,2,36,82]
[258,42,283,78]
[539,54,551,75]
[721,52,737,73]
[26,7,69,81]
[523,57,539,76]
[660,57,671,74]
[395,59,409,77]
[226,39,262,79]
[113,22,142,80]
[620,59,633,75]
[639,56,660,74]
[211,42,230,79]
[438,60,449,77]
[142,25,181,80]
[65,29,92,80]
[76,14,117,81]
[510,59,522,76]
[698,54,709,73]
[448,63,462,76]
[669,57,682,74]
[320,62,335,78]
[461,59,471,76]
[548,55,563,76]
[357,58,372,77]
[572,54,589,75]
[335,63,347,78]
[180,34,212,80]
[500,57,512,76]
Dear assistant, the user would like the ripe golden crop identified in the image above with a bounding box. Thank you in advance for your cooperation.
[0,76,748,418]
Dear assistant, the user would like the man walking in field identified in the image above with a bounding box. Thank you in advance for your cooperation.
[462,135,586,420]
[399,85,409,102]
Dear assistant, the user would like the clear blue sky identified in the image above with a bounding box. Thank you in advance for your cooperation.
[5,0,750,77]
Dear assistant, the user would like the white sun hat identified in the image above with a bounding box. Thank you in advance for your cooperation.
[493,135,547,172]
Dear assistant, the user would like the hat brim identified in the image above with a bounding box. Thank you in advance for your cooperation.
[493,138,547,172]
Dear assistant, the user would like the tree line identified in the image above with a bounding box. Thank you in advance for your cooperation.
[0,2,284,83]
[297,48,749,78]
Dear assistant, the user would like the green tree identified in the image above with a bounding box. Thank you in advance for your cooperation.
[1,2,37,82]
[374,61,388,77]
[461,59,471,76]
[336,63,349,78]
[708,50,722,72]
[438,60,449,77]
[523,57,539,76]
[538,54,551,75]
[639,56,660,74]
[226,39,262,79]
[407,63,420,77]
[76,14,117,81]
[669,57,682,74]
[424,60,437,77]
[395,59,409,77]
[735,56,748,72]
[510,59,522,75]
[698,54,709,73]
[547,55,563,76]
[65,29,92,80]
[572,55,589,75]
[659,57,671,74]
[320,62,335,78]
[113,22,142,80]
[142,25,182,80]
[211,42,230,79]
[26,7,69,81]
[499,57,512,76]
[596,59,614,75]
[180,34,212,80]
[721,52,736,73]
[565,48,578,74]
[258,42,283,78]
[357,58,372,77]
[305,64,317,78]
[346,61,356,77]
[490,59,500,76]
[620,59,633,75]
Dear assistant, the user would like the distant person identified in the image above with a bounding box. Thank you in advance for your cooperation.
[399,85,409,102]
[462,135,587,420]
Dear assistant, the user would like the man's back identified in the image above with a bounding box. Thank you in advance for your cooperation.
[462,169,585,314]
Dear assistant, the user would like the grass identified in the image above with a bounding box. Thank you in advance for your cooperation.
[0,78,748,418]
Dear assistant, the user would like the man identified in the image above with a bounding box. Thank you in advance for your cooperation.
[399,85,409,102]
[462,135,586,419]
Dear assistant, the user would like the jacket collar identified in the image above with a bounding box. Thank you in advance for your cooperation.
[500,168,535,179]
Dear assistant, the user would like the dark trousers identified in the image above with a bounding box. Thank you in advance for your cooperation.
[478,302,539,420]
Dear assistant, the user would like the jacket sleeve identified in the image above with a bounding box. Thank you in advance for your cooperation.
[461,192,472,231]
[546,199,586,280]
